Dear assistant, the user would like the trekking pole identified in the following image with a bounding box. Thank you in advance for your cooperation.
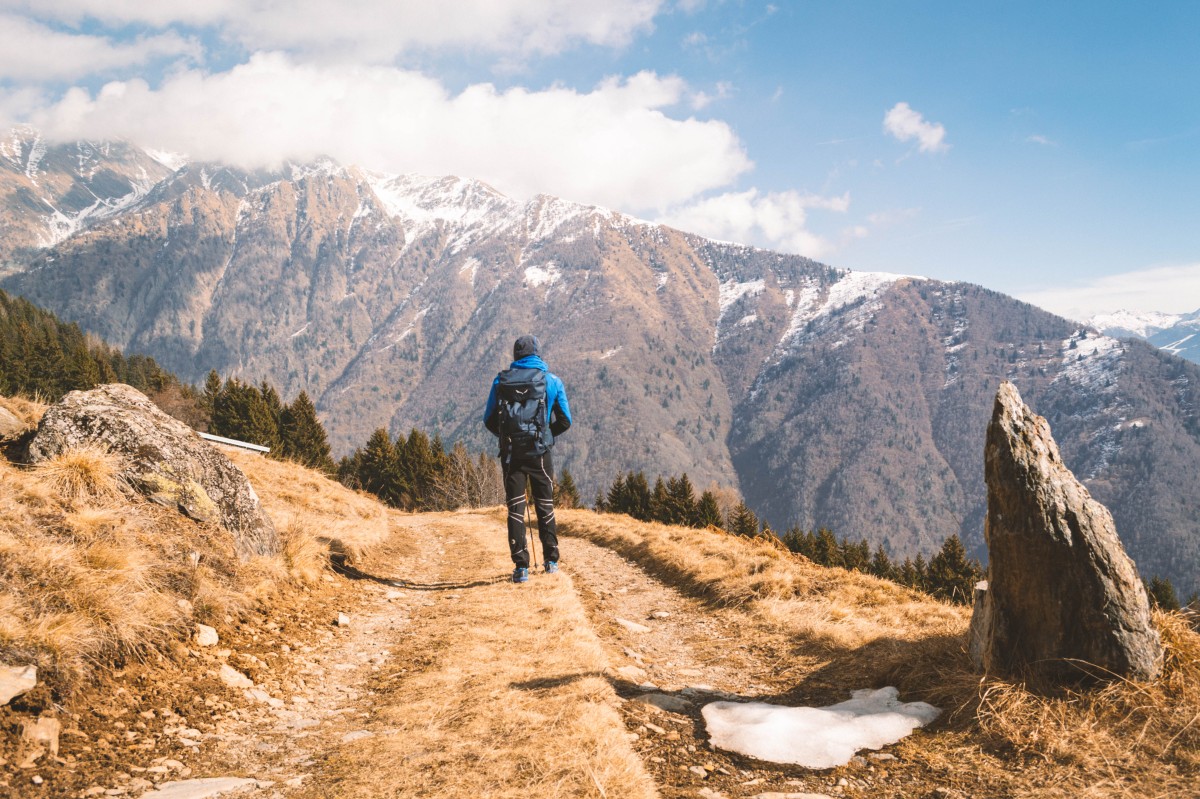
[526,494,539,570]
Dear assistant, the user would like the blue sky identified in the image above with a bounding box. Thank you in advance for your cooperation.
[1,1,1197,319]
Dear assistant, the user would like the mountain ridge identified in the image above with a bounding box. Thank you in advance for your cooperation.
[3,131,1199,595]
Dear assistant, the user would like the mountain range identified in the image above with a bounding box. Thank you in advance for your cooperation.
[1090,309,1200,364]
[3,127,1199,595]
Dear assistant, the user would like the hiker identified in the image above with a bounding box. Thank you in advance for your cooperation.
[484,335,573,583]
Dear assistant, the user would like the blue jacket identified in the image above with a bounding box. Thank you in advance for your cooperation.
[483,355,572,442]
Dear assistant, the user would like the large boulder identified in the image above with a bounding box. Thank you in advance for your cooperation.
[0,404,26,440]
[28,384,278,559]
[969,382,1162,681]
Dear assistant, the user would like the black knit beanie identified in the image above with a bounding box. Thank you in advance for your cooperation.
[513,335,540,360]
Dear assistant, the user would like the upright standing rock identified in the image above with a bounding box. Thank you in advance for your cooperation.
[28,384,278,560]
[969,382,1162,681]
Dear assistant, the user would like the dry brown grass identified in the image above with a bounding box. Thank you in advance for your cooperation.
[307,510,657,799]
[0,394,47,428]
[558,508,966,650]
[0,419,396,699]
[561,508,1200,796]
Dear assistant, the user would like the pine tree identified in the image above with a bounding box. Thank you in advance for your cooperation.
[606,473,629,515]
[814,528,841,567]
[727,501,759,537]
[280,390,334,472]
[926,535,982,604]
[357,428,403,506]
[869,544,894,580]
[555,469,580,509]
[201,369,222,421]
[624,471,652,521]
[1148,575,1181,611]
[695,490,724,529]
[650,477,670,523]
[666,473,698,526]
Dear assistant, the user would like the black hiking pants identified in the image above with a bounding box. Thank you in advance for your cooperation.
[503,450,559,569]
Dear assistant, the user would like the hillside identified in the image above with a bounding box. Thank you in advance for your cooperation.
[1,410,1197,798]
[2,135,1200,594]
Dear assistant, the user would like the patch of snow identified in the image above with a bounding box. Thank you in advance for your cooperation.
[24,132,46,185]
[600,346,622,360]
[718,279,765,321]
[1058,331,1123,390]
[524,262,562,288]
[290,323,309,339]
[703,687,940,769]
[784,289,795,308]
[1160,332,1196,355]
[656,272,670,290]
[145,148,188,171]
[736,313,758,327]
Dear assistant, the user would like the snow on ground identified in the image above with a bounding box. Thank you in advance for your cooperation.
[1058,331,1124,389]
[702,687,940,769]
[718,279,765,322]
[524,262,562,288]
[1161,332,1196,355]
[773,270,917,356]
[145,148,188,172]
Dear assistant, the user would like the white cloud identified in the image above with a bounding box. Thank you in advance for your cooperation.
[10,0,665,61]
[659,188,850,258]
[1018,263,1200,321]
[1025,134,1057,146]
[883,102,948,153]
[11,54,750,214]
[0,14,199,82]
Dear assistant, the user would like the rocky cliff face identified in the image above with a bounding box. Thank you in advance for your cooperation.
[4,137,1200,595]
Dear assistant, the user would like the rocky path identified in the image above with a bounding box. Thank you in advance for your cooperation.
[38,512,947,799]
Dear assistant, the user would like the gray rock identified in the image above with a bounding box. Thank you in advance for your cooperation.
[633,692,693,713]
[27,384,278,560]
[195,625,219,647]
[0,405,25,440]
[969,382,1163,681]
[0,663,37,705]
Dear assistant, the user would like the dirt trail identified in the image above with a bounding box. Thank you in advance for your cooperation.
[30,511,939,799]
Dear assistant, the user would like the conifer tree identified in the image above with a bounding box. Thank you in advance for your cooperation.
[201,369,222,420]
[727,501,759,537]
[555,469,580,509]
[666,473,698,526]
[869,545,895,580]
[624,471,652,521]
[280,390,335,472]
[650,477,670,523]
[605,473,629,515]
[814,528,841,567]
[926,535,982,604]
[1148,575,1181,611]
[695,490,724,529]
[358,428,402,506]
[593,491,607,512]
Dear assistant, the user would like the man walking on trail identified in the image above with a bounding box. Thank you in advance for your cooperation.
[484,335,573,584]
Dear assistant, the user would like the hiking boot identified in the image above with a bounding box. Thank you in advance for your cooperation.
[512,567,529,584]
[545,561,558,574]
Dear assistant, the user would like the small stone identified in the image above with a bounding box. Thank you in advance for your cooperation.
[837,778,849,787]
[615,665,648,682]
[336,613,350,628]
[849,756,867,767]
[650,611,671,619]
[615,617,651,634]
[689,765,709,779]
[218,665,253,689]
[0,663,38,705]
[633,692,692,713]
[195,625,219,647]
[644,722,667,735]
[341,730,374,743]
[31,775,44,785]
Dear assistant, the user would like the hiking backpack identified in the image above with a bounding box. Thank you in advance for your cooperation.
[496,367,552,456]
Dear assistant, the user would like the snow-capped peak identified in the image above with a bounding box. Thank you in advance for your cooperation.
[1089,309,1183,339]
